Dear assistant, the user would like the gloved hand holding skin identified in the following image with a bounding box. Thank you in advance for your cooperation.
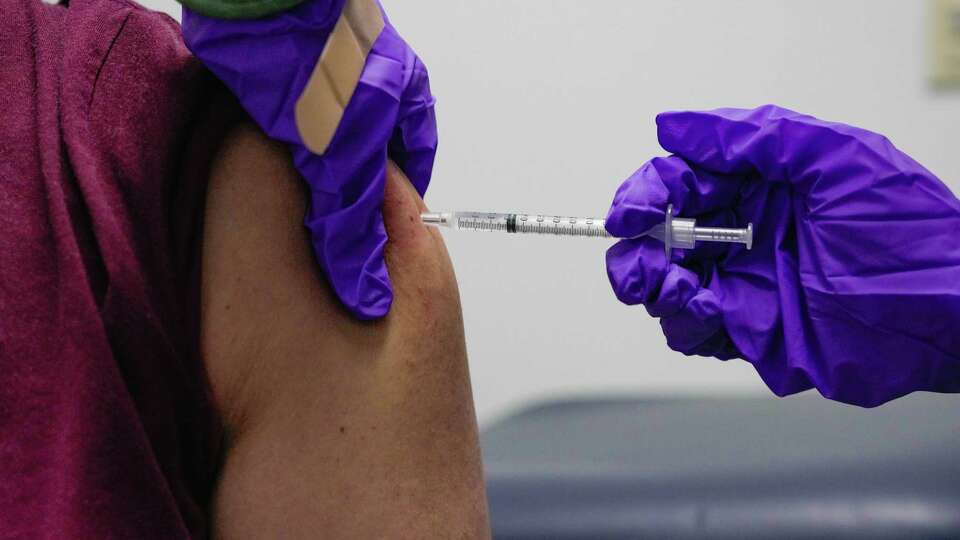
[606,105,960,407]
[181,0,436,319]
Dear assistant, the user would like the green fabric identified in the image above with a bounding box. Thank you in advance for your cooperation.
[178,0,304,19]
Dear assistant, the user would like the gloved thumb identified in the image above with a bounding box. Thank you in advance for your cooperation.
[606,156,741,239]
[605,160,669,238]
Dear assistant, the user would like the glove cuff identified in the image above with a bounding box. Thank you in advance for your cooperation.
[179,0,309,20]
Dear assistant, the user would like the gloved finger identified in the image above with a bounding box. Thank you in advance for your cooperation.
[306,164,392,321]
[655,104,923,194]
[388,49,438,198]
[605,156,740,239]
[668,318,740,360]
[607,236,731,354]
[660,287,726,355]
[606,236,668,307]
[606,236,697,318]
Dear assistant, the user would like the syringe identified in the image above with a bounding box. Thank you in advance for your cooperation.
[421,204,753,255]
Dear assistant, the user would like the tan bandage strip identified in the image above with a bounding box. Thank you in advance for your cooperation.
[295,0,385,154]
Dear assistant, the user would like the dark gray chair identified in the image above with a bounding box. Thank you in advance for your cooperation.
[482,394,960,539]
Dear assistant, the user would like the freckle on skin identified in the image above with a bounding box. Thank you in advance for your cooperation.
[339,426,346,434]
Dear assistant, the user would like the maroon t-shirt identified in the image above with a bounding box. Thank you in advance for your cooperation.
[0,0,238,536]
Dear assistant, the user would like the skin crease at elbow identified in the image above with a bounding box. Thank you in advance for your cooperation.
[200,122,491,538]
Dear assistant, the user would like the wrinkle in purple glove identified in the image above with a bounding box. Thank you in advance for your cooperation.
[606,105,960,407]
[181,0,437,319]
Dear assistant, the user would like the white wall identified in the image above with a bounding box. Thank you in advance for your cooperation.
[145,0,960,424]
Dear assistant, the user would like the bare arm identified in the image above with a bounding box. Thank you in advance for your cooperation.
[200,123,490,538]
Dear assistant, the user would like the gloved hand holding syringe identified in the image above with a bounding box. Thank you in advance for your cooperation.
[423,105,960,410]
[421,204,753,255]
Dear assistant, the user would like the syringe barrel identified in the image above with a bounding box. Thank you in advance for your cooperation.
[420,210,754,251]
[450,211,610,237]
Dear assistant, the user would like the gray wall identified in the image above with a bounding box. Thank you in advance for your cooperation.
[146,0,960,423]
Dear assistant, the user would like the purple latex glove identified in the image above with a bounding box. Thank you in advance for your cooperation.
[181,0,437,319]
[606,105,960,407]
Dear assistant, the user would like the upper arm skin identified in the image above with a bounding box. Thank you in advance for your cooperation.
[200,123,490,539]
